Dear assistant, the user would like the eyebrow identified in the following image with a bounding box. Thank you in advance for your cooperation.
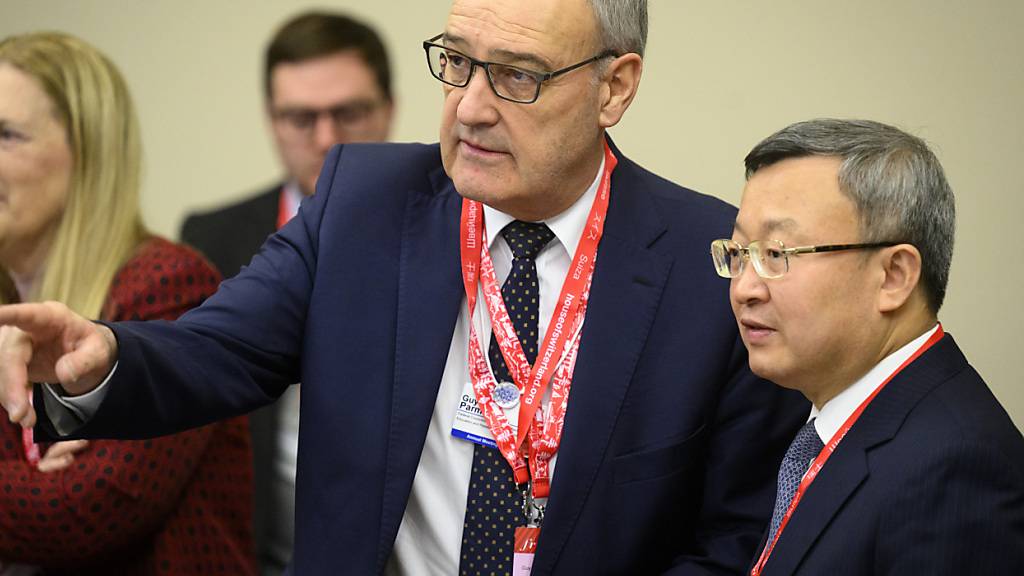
[442,33,553,72]
[734,217,799,237]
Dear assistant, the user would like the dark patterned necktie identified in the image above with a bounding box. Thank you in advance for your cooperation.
[459,220,555,576]
[764,418,824,550]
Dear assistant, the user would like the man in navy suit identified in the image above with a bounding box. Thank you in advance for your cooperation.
[714,118,1024,575]
[0,1,806,574]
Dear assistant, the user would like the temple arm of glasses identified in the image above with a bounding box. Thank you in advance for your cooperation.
[786,241,902,255]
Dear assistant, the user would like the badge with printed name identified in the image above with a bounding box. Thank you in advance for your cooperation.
[513,526,541,574]
[451,381,520,447]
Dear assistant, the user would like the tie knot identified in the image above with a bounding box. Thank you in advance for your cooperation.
[501,220,555,261]
[785,419,824,466]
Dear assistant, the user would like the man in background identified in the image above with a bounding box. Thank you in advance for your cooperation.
[714,118,1024,575]
[180,12,394,574]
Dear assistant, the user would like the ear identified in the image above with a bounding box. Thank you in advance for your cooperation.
[877,244,922,313]
[598,53,643,128]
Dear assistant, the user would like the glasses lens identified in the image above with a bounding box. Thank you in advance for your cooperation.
[328,102,377,126]
[428,45,471,86]
[711,240,741,278]
[751,240,787,279]
[275,110,316,132]
[487,64,540,103]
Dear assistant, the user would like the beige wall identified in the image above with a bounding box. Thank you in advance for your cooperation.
[3,1,1021,429]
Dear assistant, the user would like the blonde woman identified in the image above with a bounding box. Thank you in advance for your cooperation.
[0,32,255,574]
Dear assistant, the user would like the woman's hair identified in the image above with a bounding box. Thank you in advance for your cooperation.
[0,32,147,319]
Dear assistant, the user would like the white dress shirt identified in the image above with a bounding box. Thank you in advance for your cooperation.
[809,324,940,444]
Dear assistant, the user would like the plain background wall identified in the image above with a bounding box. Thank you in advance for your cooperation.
[2,1,1021,429]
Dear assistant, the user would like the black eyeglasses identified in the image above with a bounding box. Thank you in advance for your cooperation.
[271,100,384,136]
[422,33,617,104]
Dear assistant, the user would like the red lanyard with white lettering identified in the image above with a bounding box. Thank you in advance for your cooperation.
[459,141,617,496]
[751,325,945,576]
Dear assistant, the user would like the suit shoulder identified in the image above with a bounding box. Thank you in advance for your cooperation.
[619,155,737,222]
[321,142,444,193]
[181,186,280,234]
[888,367,1024,483]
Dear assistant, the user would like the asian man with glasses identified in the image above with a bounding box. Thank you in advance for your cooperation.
[721,118,1024,576]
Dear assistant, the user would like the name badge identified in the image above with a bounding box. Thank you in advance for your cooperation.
[451,380,520,447]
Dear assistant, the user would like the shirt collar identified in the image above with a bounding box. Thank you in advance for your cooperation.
[482,154,606,259]
[282,181,305,221]
[810,324,940,443]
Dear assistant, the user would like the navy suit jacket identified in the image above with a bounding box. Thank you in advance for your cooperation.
[757,334,1024,575]
[41,141,807,575]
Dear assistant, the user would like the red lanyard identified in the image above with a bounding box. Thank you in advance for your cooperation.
[751,325,945,575]
[277,187,293,230]
[21,395,40,466]
[459,142,617,497]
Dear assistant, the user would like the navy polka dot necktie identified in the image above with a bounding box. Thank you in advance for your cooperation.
[459,220,555,576]
[765,418,824,551]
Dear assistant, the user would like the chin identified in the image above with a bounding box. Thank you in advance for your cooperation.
[747,353,789,387]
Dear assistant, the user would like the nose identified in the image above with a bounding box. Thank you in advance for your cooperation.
[455,64,500,128]
[313,113,342,152]
[730,258,770,307]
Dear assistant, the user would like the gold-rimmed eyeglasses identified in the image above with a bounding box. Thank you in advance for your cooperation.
[710,238,902,279]
[422,33,617,104]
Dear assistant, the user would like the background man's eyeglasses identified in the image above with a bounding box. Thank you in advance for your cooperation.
[272,100,383,135]
[422,33,617,104]
[710,238,902,279]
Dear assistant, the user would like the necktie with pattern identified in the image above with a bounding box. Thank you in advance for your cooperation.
[764,418,824,551]
[459,220,556,576]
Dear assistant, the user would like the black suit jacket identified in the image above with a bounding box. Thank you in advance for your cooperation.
[181,184,282,279]
[48,141,808,574]
[758,333,1024,575]
[180,184,290,572]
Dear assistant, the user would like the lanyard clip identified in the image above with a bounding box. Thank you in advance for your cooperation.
[520,482,546,528]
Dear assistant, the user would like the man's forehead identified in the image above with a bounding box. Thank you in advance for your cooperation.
[733,213,801,239]
[445,0,595,63]
[270,51,381,104]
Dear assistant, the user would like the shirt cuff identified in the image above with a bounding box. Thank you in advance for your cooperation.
[40,361,118,436]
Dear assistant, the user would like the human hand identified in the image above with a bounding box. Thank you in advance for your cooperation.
[36,439,90,473]
[0,302,118,428]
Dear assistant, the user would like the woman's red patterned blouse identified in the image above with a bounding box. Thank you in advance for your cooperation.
[0,237,256,574]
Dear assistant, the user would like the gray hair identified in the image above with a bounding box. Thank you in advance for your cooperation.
[588,0,648,56]
[744,119,956,313]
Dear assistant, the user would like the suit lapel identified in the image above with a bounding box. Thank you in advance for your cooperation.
[532,152,674,572]
[762,442,869,575]
[375,168,464,571]
[763,334,966,575]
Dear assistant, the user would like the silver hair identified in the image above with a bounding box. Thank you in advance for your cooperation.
[744,118,956,312]
[588,0,648,56]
